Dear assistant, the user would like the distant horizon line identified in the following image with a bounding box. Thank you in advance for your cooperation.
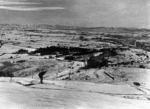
[0,23,149,30]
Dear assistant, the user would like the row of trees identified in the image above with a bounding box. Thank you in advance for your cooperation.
[30,46,99,56]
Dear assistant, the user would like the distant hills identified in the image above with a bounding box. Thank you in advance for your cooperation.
[0,24,150,33]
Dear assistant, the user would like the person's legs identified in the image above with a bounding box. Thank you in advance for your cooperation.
[40,77,43,84]
[9,77,12,82]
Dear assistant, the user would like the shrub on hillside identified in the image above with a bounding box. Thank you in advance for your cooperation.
[65,56,75,61]
[86,55,108,68]
[139,65,145,68]
[15,49,28,54]
[0,71,14,77]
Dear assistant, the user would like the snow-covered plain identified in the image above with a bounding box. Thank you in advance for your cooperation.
[0,78,150,109]
[1,25,150,109]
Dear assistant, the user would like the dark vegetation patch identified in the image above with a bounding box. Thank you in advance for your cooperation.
[139,65,146,68]
[0,62,14,71]
[0,40,2,44]
[16,60,26,63]
[86,55,108,68]
[30,46,99,56]
[0,71,14,77]
[105,34,128,39]
[24,29,41,33]
[0,62,23,77]
[65,56,75,61]
[14,49,28,54]
[147,97,150,101]
[133,82,141,86]
[99,48,118,56]
[30,46,121,68]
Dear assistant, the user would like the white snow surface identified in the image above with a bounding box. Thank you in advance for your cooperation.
[0,78,150,109]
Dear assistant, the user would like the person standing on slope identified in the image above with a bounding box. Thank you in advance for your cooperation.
[38,70,47,84]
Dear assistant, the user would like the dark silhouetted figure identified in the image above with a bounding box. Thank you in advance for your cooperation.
[38,71,47,84]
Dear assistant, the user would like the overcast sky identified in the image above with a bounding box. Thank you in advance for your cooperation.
[0,0,149,28]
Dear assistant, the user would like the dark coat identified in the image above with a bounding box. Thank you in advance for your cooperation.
[38,71,47,78]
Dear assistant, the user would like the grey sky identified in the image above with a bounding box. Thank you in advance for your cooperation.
[0,0,149,28]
